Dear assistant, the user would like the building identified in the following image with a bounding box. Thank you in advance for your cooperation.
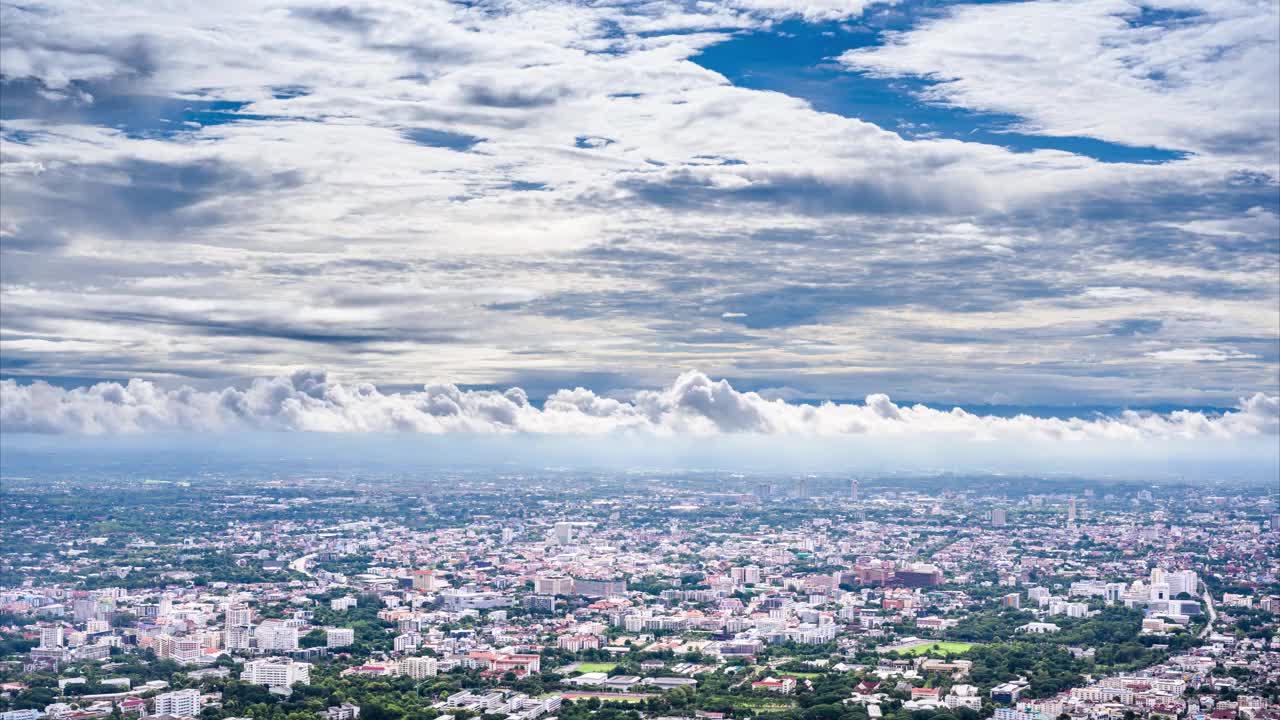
[254,620,299,652]
[154,634,205,663]
[152,689,200,718]
[225,603,252,627]
[440,590,510,610]
[401,656,437,680]
[411,570,443,592]
[558,634,601,652]
[573,577,627,597]
[39,625,64,648]
[325,704,361,720]
[533,575,574,596]
[393,632,421,652]
[331,597,358,611]
[326,628,355,648]
[893,564,943,588]
[241,657,312,688]
[224,603,253,650]
[992,508,1008,527]
[991,681,1029,704]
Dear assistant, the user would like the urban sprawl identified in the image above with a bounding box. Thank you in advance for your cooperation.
[0,471,1276,720]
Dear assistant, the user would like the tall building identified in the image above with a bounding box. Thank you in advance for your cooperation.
[254,620,299,652]
[401,656,437,679]
[226,603,252,627]
[412,570,442,592]
[1166,569,1199,597]
[153,689,200,718]
[553,522,575,544]
[225,625,253,650]
[241,657,311,688]
[992,508,1008,527]
[224,603,253,651]
[850,479,859,502]
[796,477,809,499]
[39,625,64,649]
[1067,498,1078,522]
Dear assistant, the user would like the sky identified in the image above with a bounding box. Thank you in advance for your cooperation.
[0,0,1278,469]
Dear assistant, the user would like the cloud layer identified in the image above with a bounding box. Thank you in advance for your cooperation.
[3,371,1275,445]
[1,0,1277,409]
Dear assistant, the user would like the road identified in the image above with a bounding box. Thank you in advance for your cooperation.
[1198,582,1217,638]
[289,552,317,578]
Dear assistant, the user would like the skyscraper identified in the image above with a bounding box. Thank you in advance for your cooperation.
[992,508,1008,527]
[850,478,859,502]
[1067,498,1078,523]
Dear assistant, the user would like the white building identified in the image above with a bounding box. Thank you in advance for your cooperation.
[533,575,574,596]
[39,626,64,648]
[326,628,355,648]
[401,656,438,680]
[393,632,421,652]
[153,689,201,718]
[254,620,299,652]
[241,657,312,688]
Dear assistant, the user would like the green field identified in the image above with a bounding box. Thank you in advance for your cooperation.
[574,662,619,673]
[902,641,977,656]
[725,697,797,710]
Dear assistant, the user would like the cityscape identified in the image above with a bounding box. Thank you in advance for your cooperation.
[0,469,1276,720]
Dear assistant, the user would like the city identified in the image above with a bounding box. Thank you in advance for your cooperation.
[0,471,1276,720]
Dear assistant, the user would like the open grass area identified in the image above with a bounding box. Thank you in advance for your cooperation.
[901,641,977,656]
[574,662,619,673]
[724,697,798,710]
[562,692,645,703]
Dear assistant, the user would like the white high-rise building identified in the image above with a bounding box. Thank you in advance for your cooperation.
[254,620,299,652]
[39,626,64,649]
[553,522,574,544]
[225,625,253,650]
[224,602,253,650]
[992,508,1008,527]
[153,689,201,718]
[326,628,355,648]
[401,656,438,680]
[226,603,252,627]
[1167,570,1199,597]
[241,657,311,688]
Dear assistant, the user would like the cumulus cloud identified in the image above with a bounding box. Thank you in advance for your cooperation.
[3,370,1275,443]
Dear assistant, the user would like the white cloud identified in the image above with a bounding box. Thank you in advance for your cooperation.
[0,0,1275,408]
[1145,347,1259,362]
[2,371,1275,442]
[839,0,1280,163]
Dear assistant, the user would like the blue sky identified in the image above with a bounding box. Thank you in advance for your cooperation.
[0,0,1277,452]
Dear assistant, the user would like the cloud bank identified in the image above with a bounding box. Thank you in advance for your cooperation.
[2,371,1275,444]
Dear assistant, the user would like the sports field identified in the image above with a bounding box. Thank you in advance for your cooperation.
[901,641,976,656]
